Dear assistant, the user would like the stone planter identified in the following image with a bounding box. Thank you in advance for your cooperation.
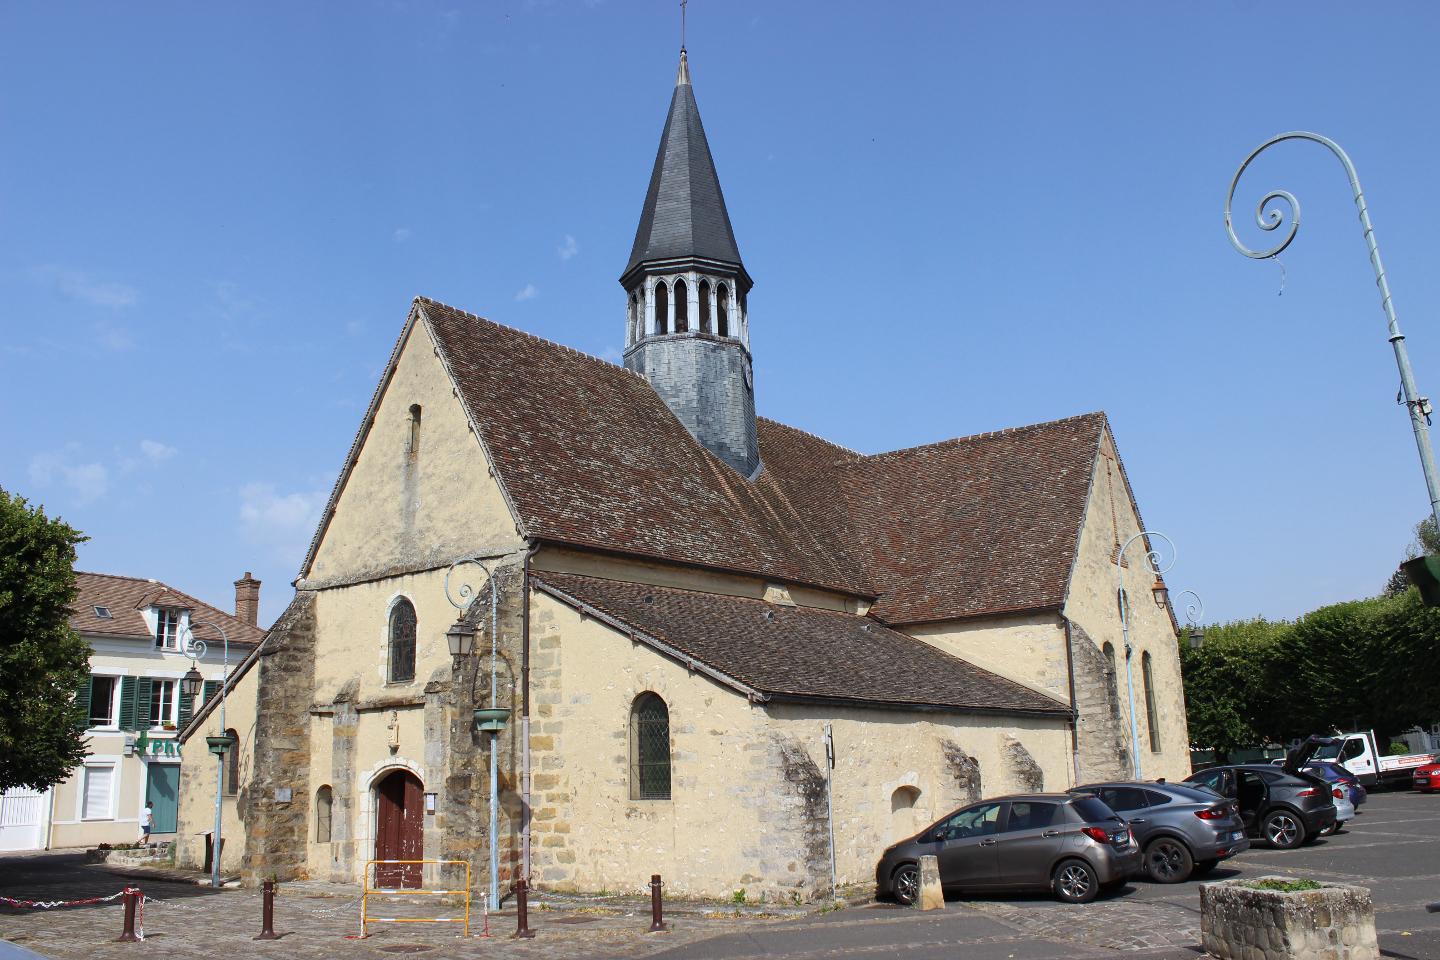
[1200,876,1378,960]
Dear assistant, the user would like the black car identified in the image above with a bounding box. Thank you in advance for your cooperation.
[1068,781,1249,883]
[875,793,1141,905]
[1183,736,1337,850]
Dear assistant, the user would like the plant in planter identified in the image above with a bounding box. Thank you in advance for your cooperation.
[1201,875,1377,960]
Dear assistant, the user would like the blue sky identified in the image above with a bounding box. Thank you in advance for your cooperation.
[5,1,1440,628]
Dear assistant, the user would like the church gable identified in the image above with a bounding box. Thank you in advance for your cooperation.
[302,309,524,586]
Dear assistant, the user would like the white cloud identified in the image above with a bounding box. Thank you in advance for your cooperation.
[29,451,110,504]
[393,227,412,243]
[239,482,328,564]
[140,439,178,463]
[514,284,539,301]
[31,265,138,309]
[557,234,579,261]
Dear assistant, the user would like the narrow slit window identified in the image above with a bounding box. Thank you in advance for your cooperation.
[407,405,422,463]
[225,728,240,795]
[316,785,333,842]
[698,280,711,333]
[717,284,730,338]
[389,598,417,683]
[1142,651,1161,753]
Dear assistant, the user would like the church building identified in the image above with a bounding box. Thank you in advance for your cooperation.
[177,49,1189,901]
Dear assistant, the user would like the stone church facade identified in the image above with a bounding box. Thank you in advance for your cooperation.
[177,50,1189,901]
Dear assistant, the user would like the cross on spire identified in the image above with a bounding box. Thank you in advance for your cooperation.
[680,0,687,51]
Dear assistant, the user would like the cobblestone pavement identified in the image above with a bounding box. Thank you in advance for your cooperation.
[5,791,1439,959]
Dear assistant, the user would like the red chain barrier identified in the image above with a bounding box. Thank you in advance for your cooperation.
[0,887,135,910]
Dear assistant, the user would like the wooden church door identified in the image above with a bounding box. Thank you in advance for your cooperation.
[374,770,423,888]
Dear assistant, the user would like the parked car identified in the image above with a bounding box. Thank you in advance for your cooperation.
[1067,781,1249,883]
[1309,730,1437,787]
[1303,761,1366,809]
[1183,736,1338,850]
[1413,760,1440,793]
[876,793,1141,905]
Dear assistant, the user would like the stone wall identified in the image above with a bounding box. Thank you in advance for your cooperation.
[1067,620,1130,782]
[1200,878,1379,960]
[241,592,317,881]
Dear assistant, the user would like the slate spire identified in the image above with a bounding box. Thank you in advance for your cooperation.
[621,50,759,479]
[622,49,747,284]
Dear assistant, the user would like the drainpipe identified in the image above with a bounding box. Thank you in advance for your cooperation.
[1062,616,1081,788]
[520,542,539,884]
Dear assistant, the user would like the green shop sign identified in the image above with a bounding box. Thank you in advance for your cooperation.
[134,731,181,758]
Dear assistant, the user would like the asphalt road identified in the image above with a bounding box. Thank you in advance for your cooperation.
[653,788,1440,960]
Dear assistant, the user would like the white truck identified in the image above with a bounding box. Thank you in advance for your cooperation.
[1312,730,1437,787]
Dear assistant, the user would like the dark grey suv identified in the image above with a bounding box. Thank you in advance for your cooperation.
[875,793,1141,905]
[1068,781,1249,883]
[1183,737,1337,849]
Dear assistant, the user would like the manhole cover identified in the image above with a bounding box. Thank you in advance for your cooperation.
[549,915,602,925]
[379,946,435,954]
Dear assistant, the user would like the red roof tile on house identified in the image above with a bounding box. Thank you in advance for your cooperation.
[72,572,265,646]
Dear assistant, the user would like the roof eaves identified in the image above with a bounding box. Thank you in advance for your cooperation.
[761,691,1071,718]
[532,577,769,704]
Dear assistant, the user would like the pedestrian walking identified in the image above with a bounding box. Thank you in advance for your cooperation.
[139,801,154,845]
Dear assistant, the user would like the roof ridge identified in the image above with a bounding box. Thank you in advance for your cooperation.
[415,296,642,379]
[757,416,863,457]
[76,571,161,584]
[866,410,1107,461]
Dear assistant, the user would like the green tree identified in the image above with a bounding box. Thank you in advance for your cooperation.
[1179,618,1289,758]
[0,487,91,791]
[1384,515,1440,596]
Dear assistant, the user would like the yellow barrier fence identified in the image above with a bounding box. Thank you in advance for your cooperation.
[361,860,471,938]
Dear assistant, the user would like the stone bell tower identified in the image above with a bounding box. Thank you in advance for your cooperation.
[621,49,759,477]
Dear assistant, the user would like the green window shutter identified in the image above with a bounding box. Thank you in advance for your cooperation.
[177,684,193,728]
[76,675,93,730]
[119,676,138,730]
[135,677,154,728]
[203,680,221,705]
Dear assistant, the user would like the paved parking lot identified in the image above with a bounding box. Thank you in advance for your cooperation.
[2,790,1438,959]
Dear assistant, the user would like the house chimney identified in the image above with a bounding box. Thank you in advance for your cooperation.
[234,572,261,627]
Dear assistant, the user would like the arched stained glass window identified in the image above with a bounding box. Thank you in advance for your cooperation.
[389,599,417,683]
[629,693,671,800]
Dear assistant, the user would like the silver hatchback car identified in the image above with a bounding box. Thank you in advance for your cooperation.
[875,793,1141,904]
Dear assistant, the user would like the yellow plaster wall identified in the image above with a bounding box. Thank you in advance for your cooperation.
[175,655,260,874]
[905,612,1071,703]
[305,315,525,586]
[1061,429,1192,780]
[531,593,1071,901]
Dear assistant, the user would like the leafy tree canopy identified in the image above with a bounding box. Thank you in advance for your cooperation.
[0,487,91,791]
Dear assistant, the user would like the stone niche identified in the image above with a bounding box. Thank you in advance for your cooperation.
[1200,877,1378,960]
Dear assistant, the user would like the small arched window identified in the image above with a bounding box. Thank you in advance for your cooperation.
[629,693,671,800]
[1101,641,1116,680]
[407,405,422,463]
[389,598,417,683]
[224,728,240,796]
[315,785,333,843]
[629,293,639,342]
[654,281,669,335]
[1142,651,1161,752]
[716,284,730,338]
[674,278,689,333]
[698,279,711,333]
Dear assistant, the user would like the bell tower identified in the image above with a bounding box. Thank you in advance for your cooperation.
[621,49,759,477]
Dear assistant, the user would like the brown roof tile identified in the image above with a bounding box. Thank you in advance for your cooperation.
[535,571,1069,716]
[72,572,265,646]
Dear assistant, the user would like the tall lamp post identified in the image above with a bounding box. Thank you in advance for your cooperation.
[179,618,229,889]
[1115,531,1202,779]
[1226,131,1440,539]
[444,557,508,912]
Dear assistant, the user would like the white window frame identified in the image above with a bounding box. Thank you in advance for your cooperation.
[149,679,178,728]
[154,608,181,650]
[80,762,117,821]
[88,674,122,731]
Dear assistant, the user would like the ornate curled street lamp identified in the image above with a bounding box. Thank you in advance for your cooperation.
[445,556,507,910]
[1226,132,1440,541]
[1116,532,1202,778]
[180,617,229,889]
[1176,589,1205,651]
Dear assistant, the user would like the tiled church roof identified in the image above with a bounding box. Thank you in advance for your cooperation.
[412,298,1108,626]
[535,572,1070,716]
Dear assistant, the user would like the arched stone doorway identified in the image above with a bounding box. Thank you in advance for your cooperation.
[374,769,424,888]
[890,786,921,841]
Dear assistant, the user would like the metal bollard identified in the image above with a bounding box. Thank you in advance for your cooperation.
[254,879,279,940]
[116,887,139,942]
[512,878,535,939]
[648,874,668,933]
